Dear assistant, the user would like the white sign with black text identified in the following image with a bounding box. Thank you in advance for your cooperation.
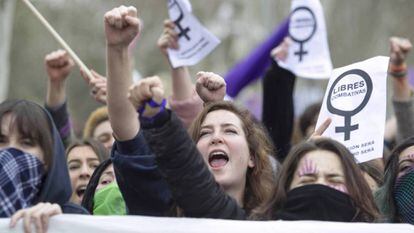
[278,0,332,79]
[315,56,389,163]
[167,0,220,68]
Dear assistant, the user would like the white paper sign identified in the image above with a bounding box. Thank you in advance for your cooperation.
[2,214,413,233]
[315,56,389,163]
[167,0,220,68]
[278,0,332,79]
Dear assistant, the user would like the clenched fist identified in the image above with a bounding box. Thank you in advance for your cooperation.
[104,5,141,48]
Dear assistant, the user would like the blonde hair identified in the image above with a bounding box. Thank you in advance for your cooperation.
[83,106,109,139]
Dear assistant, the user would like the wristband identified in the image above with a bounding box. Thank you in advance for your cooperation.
[389,63,407,73]
[390,71,407,78]
[138,98,167,116]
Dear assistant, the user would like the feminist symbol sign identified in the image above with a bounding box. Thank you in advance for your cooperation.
[168,0,191,41]
[327,69,373,141]
[289,6,317,62]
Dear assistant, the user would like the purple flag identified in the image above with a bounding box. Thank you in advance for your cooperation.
[225,18,289,97]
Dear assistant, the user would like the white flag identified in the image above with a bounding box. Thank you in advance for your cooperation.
[315,56,389,163]
[167,0,220,68]
[278,0,332,79]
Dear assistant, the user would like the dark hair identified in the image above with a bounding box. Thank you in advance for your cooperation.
[0,100,54,168]
[66,138,109,163]
[189,101,275,219]
[299,102,321,138]
[375,136,414,222]
[81,159,112,214]
[267,138,379,221]
[359,159,384,189]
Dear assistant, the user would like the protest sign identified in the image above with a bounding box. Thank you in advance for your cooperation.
[167,0,220,68]
[278,0,332,79]
[316,56,389,163]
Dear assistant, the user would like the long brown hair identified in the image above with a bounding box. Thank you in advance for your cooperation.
[267,138,379,221]
[189,101,275,219]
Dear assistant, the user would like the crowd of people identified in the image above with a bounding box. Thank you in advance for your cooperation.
[1,4,414,233]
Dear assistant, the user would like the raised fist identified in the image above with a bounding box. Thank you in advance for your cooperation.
[104,5,141,48]
[389,37,412,65]
[128,76,165,118]
[195,71,226,103]
[45,49,74,83]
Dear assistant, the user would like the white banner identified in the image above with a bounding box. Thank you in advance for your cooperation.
[315,56,389,163]
[278,0,332,79]
[2,214,413,233]
[167,0,220,68]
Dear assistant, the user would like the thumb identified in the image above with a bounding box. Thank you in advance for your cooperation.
[151,86,164,103]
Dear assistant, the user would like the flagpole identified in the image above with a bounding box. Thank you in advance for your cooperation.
[21,0,95,81]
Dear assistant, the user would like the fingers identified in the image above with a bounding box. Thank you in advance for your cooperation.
[9,208,24,228]
[271,36,291,61]
[45,49,74,69]
[9,203,60,233]
[128,76,164,110]
[310,118,331,139]
[158,19,179,52]
[105,5,139,29]
[389,37,412,64]
[196,71,226,90]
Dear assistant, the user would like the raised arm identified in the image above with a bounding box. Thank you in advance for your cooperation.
[104,5,140,140]
[44,49,75,147]
[158,19,203,128]
[127,77,246,219]
[262,37,296,161]
[389,37,414,142]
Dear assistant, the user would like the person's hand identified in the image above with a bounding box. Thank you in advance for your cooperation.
[81,69,107,104]
[104,5,140,48]
[9,202,62,233]
[270,37,291,62]
[195,71,226,103]
[308,118,331,141]
[45,50,74,83]
[128,76,165,118]
[389,37,412,65]
[157,19,179,57]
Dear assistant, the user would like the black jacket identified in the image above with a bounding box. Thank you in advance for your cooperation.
[141,110,246,220]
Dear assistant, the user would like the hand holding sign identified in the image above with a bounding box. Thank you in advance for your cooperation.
[158,20,179,57]
[271,37,292,62]
[104,5,140,48]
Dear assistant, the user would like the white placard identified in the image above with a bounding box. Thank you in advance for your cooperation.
[2,214,413,233]
[278,0,332,79]
[167,0,220,68]
[316,56,389,163]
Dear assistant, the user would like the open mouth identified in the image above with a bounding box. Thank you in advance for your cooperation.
[76,185,87,199]
[208,150,229,168]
